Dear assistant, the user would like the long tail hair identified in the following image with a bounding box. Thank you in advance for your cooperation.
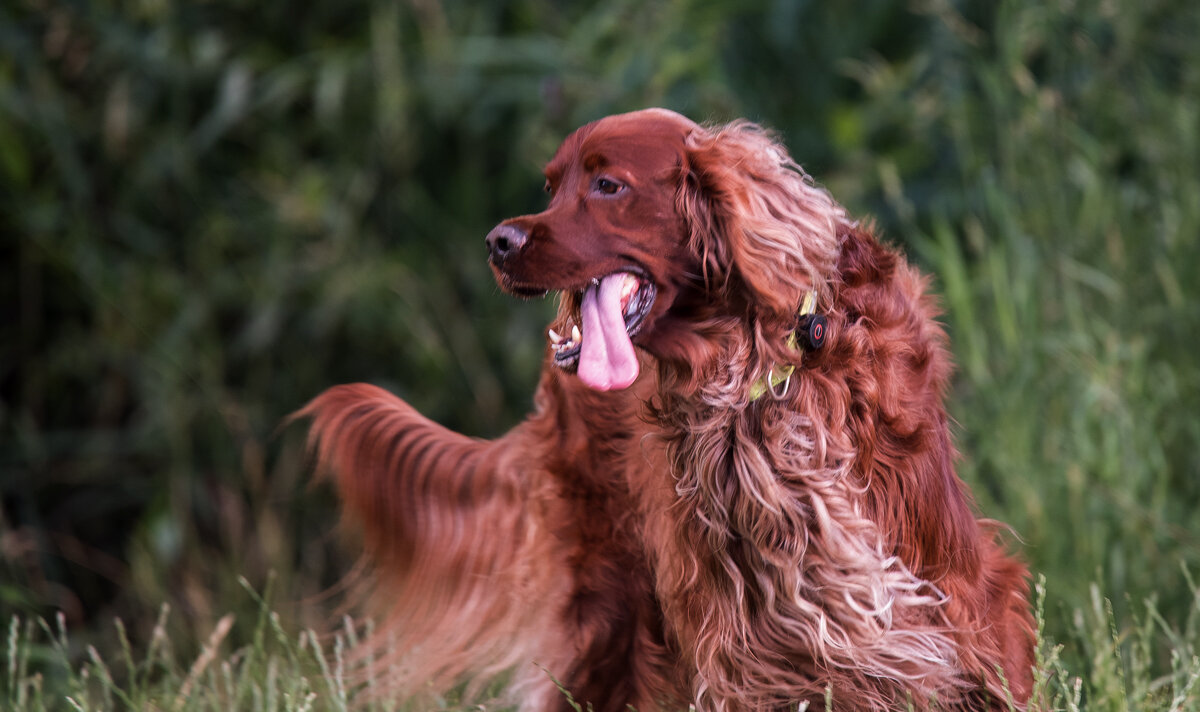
[298,383,570,707]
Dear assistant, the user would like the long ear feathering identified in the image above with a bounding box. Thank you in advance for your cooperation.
[681,121,850,324]
[658,121,985,709]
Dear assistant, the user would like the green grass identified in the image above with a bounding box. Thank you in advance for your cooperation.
[5,574,1198,711]
[1030,573,1200,711]
[2,577,507,712]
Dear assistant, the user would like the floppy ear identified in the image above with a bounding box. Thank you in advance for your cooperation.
[679,121,845,320]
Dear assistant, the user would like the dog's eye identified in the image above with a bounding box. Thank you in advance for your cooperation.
[544,181,553,195]
[595,178,623,195]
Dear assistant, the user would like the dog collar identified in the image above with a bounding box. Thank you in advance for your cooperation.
[748,292,827,402]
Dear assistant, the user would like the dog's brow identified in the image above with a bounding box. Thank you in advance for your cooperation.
[583,152,609,172]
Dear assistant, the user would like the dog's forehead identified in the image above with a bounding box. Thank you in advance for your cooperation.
[590,108,698,137]
[547,110,696,178]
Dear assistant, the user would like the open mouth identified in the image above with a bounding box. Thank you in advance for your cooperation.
[547,270,656,390]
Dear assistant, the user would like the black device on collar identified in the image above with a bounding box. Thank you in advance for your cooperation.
[796,313,827,351]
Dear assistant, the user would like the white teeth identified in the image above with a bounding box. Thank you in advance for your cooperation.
[620,275,638,310]
[548,325,581,352]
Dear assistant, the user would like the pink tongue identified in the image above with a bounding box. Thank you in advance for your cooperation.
[578,274,640,391]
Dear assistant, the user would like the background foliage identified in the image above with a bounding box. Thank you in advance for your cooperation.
[2,0,1198,705]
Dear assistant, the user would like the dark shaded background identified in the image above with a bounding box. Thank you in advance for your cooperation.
[2,0,1198,681]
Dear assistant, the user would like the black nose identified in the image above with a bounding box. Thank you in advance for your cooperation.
[486,224,528,264]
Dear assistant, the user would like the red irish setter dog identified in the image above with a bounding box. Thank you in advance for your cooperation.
[301,109,1035,711]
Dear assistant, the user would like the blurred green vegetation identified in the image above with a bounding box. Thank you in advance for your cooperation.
[2,0,1198,701]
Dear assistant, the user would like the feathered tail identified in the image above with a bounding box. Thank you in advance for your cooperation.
[298,383,570,707]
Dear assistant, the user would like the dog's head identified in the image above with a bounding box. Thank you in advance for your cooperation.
[486,109,847,391]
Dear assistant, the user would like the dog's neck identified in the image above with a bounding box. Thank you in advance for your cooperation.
[747,291,827,401]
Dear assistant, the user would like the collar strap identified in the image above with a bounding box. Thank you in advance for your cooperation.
[748,292,827,402]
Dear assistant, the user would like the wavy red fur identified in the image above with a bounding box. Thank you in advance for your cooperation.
[300,109,1035,711]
